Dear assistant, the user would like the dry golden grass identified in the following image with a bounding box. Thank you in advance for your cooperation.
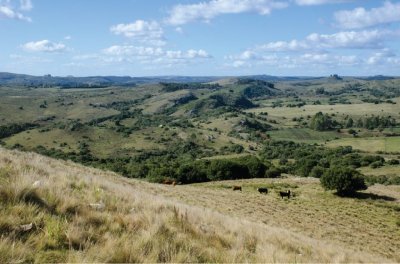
[0,147,396,263]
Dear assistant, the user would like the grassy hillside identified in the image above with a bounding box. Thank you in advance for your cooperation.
[0,148,395,263]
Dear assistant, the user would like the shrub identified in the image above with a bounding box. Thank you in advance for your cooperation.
[370,161,384,169]
[310,166,325,178]
[388,159,400,165]
[265,167,281,178]
[320,166,367,195]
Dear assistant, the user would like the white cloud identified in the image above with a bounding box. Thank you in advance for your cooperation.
[306,30,397,49]
[102,45,164,57]
[110,20,165,46]
[0,0,32,21]
[335,1,400,29]
[253,29,398,52]
[226,50,364,69]
[0,5,30,21]
[74,45,212,67]
[166,0,288,25]
[258,40,309,51]
[366,49,397,65]
[19,0,32,11]
[22,40,67,52]
[295,0,353,5]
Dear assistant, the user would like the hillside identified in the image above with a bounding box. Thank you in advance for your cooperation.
[0,147,395,263]
[0,72,223,87]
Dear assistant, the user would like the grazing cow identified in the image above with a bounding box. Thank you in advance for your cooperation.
[257,187,268,194]
[163,179,176,186]
[280,190,291,199]
[232,186,242,191]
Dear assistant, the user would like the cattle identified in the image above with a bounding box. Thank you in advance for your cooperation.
[280,190,291,199]
[232,186,242,191]
[163,179,176,186]
[257,187,268,194]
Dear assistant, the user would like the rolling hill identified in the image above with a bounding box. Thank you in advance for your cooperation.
[0,147,396,262]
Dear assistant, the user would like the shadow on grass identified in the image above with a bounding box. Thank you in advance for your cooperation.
[340,191,396,201]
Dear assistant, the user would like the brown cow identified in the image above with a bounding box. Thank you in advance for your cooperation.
[163,179,176,186]
[232,186,242,191]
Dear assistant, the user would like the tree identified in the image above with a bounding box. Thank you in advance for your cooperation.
[310,112,336,131]
[345,118,354,128]
[320,166,367,195]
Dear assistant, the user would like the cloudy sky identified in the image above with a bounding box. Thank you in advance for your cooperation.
[1,0,399,76]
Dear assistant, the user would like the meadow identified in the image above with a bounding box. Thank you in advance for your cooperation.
[1,75,400,262]
[0,148,397,262]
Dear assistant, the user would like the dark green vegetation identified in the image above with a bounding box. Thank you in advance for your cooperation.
[320,167,367,195]
[1,74,400,193]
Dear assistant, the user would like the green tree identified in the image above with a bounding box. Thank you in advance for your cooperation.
[310,112,335,131]
[345,118,354,128]
[320,166,367,195]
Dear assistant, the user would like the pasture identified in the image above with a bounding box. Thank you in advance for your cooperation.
[151,177,400,261]
[326,136,400,153]
[267,128,347,143]
[0,148,397,262]
[247,99,400,128]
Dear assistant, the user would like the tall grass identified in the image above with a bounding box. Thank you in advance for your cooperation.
[0,148,391,262]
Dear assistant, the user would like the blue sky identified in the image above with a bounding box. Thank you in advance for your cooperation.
[1,0,400,76]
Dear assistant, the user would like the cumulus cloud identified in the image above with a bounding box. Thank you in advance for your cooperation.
[295,0,353,5]
[254,29,398,52]
[102,45,164,57]
[335,1,400,29]
[0,0,32,21]
[306,30,397,49]
[22,40,67,52]
[366,49,398,65]
[110,20,166,46]
[103,45,210,59]
[226,50,363,69]
[166,0,288,25]
[74,45,212,66]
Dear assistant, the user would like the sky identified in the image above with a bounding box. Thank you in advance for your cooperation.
[1,0,400,77]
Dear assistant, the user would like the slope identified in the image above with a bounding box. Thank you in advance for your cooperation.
[0,147,392,263]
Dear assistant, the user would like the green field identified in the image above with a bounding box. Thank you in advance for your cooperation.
[267,128,348,143]
[326,137,400,153]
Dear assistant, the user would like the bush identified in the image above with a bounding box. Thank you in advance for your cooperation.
[370,161,384,169]
[388,159,400,165]
[265,167,281,178]
[207,159,249,181]
[320,166,367,195]
[310,166,325,178]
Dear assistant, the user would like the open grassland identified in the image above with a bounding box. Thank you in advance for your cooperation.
[326,136,400,153]
[359,165,400,177]
[247,98,400,125]
[0,85,157,125]
[267,128,348,143]
[0,148,395,263]
[142,178,400,262]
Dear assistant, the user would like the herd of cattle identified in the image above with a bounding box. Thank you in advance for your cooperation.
[233,185,291,199]
[163,180,292,199]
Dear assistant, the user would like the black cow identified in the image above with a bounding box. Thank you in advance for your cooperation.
[280,190,291,199]
[257,187,268,194]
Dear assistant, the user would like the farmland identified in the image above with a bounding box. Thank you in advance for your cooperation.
[1,74,400,262]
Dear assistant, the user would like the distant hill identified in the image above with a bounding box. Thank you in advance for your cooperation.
[1,72,398,88]
[357,75,395,81]
[0,72,223,88]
